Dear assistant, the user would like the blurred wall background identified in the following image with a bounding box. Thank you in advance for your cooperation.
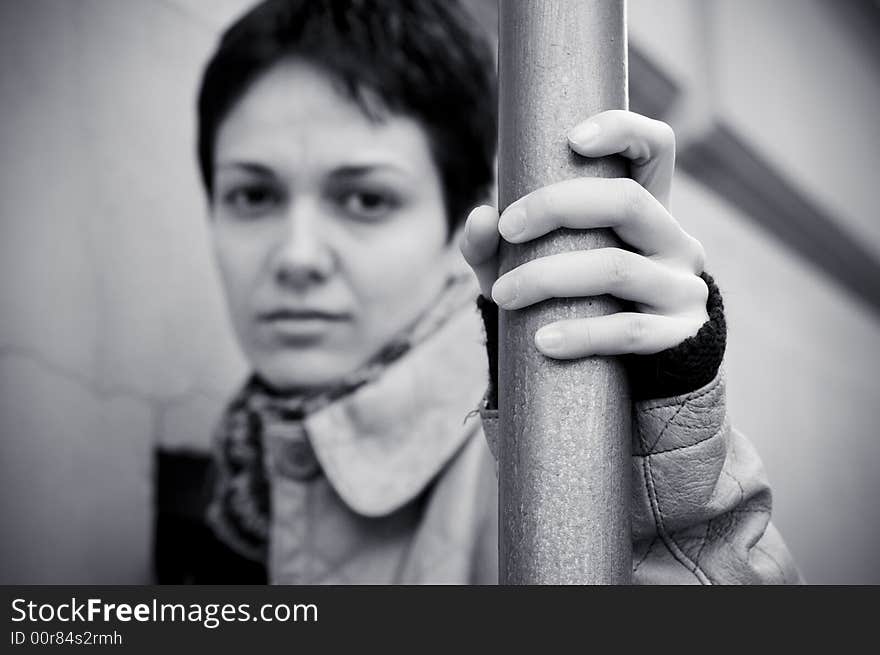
[0,0,877,583]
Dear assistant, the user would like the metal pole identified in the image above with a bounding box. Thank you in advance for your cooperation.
[497,0,632,584]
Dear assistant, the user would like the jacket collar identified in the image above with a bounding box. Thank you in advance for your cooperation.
[304,290,489,517]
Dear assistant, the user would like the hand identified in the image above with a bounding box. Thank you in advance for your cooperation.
[460,110,709,360]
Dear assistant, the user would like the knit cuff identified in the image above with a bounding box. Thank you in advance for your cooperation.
[477,294,499,410]
[477,272,727,407]
[623,272,726,401]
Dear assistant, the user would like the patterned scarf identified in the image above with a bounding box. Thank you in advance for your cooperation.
[206,267,478,562]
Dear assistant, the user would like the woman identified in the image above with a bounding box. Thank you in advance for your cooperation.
[156,0,800,584]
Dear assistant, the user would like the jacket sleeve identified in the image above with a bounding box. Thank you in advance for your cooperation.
[630,369,802,584]
[478,274,800,583]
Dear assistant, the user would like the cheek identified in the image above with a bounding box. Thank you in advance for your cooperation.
[348,218,449,321]
[212,229,264,322]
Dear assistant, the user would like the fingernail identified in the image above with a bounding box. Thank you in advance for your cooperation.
[535,327,564,352]
[498,207,525,240]
[568,121,600,146]
[492,277,518,307]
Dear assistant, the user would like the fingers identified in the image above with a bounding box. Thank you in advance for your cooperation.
[460,204,501,298]
[481,111,704,360]
[491,247,707,312]
[567,110,675,207]
[498,177,701,267]
[534,312,704,359]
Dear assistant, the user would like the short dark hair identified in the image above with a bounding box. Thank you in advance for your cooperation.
[197,0,497,232]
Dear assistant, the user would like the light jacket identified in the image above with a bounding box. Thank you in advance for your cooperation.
[263,297,801,584]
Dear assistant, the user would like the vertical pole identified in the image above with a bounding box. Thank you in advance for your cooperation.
[497,0,632,584]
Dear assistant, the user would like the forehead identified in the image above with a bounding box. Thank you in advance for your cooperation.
[214,58,437,175]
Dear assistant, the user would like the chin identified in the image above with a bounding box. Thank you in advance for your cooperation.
[252,349,361,394]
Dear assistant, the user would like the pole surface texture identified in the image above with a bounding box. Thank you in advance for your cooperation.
[498,0,632,584]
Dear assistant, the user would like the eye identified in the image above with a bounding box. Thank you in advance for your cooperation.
[221,184,282,217]
[338,189,398,221]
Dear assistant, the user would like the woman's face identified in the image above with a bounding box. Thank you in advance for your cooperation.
[210,59,454,392]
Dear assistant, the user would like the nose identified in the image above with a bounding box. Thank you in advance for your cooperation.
[271,198,337,290]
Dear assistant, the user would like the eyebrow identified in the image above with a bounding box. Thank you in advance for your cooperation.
[327,164,409,181]
[214,161,276,176]
[216,160,410,179]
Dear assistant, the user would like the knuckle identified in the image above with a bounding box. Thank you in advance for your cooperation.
[530,187,561,226]
[460,233,475,260]
[693,241,707,273]
[581,321,594,353]
[604,249,634,286]
[619,177,647,222]
[654,119,676,151]
[461,241,482,266]
[678,316,704,343]
[684,234,706,273]
[693,274,709,306]
[624,315,647,348]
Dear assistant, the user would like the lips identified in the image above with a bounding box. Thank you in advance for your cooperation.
[256,307,350,343]
[259,308,350,322]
